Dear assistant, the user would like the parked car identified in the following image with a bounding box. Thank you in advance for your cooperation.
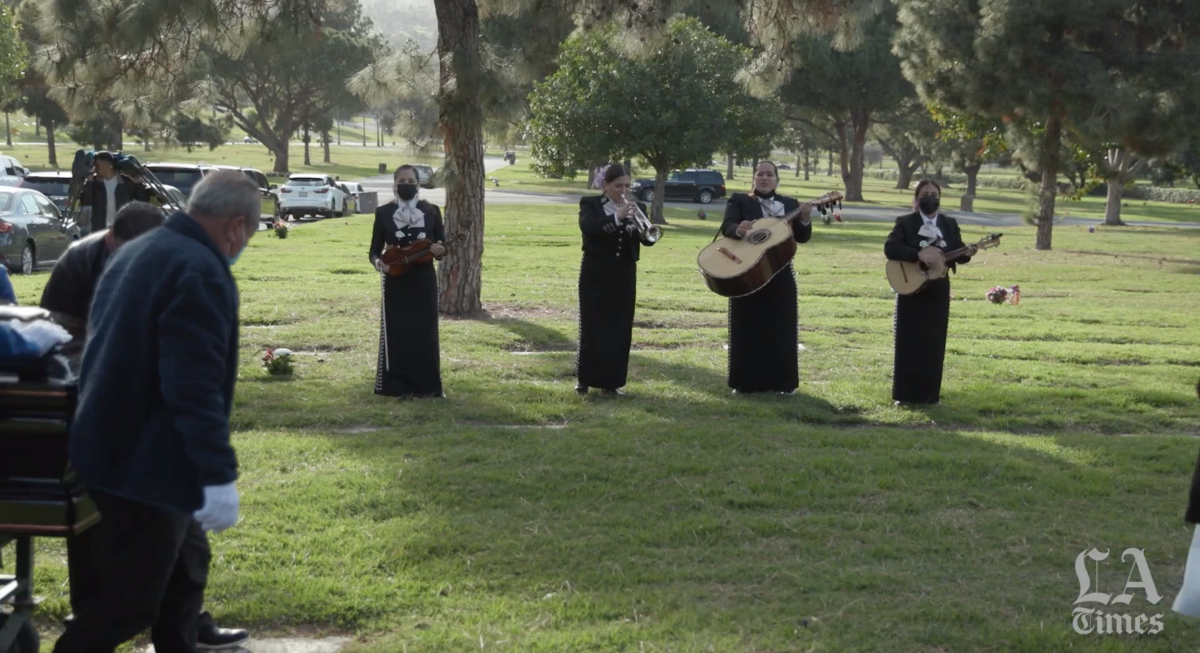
[631,169,726,204]
[158,185,188,213]
[0,154,29,187]
[143,163,218,202]
[17,171,72,212]
[213,165,280,221]
[278,174,348,219]
[0,187,81,274]
[411,164,436,189]
[338,182,361,214]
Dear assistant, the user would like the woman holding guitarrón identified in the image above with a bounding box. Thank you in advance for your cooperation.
[884,179,976,405]
[721,161,813,395]
[369,164,447,398]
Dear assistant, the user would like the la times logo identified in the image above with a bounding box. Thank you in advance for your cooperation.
[1073,548,1165,635]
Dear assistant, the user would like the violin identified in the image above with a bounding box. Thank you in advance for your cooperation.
[381,239,435,276]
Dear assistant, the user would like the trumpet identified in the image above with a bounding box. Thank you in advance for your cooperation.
[620,194,662,244]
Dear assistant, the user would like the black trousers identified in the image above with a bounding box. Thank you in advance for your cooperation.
[55,489,209,653]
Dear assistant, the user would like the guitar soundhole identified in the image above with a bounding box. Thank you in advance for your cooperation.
[747,230,770,245]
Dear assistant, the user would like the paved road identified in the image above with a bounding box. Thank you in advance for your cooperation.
[347,160,1199,229]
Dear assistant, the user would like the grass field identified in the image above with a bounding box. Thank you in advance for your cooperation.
[5,205,1200,652]
[490,160,1200,226]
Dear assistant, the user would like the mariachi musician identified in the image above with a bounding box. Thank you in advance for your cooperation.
[722,161,813,394]
[369,164,446,398]
[575,164,658,395]
[884,179,975,405]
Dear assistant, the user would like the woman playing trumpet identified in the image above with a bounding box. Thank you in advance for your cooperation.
[368,164,447,398]
[575,164,657,395]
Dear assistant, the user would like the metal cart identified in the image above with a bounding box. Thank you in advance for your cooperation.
[0,307,97,653]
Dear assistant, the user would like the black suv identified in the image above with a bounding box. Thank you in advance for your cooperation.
[631,169,726,204]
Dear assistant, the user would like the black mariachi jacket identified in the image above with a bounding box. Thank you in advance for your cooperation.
[721,192,813,243]
[369,199,446,267]
[578,194,655,262]
[884,211,971,272]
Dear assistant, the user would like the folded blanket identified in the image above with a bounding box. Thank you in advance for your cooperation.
[2,319,73,359]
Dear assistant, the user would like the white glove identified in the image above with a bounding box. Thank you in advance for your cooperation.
[1174,524,1200,617]
[8,319,72,356]
[193,482,239,533]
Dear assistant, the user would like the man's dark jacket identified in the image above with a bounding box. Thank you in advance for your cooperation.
[80,175,148,231]
[70,212,240,513]
[39,230,111,334]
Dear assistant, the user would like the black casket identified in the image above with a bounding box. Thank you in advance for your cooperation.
[0,307,97,538]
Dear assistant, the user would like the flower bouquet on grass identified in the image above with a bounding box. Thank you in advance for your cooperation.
[273,219,291,238]
[986,285,1020,305]
[262,347,294,375]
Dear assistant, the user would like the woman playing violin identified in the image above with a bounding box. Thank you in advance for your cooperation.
[368,164,447,398]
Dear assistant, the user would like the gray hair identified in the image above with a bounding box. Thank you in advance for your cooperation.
[188,171,261,232]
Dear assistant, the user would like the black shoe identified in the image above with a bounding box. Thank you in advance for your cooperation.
[197,622,250,650]
[575,384,588,395]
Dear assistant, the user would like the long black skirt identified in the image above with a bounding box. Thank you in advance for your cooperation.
[728,264,798,393]
[892,277,951,403]
[375,264,443,397]
[576,255,636,390]
[1187,449,1200,523]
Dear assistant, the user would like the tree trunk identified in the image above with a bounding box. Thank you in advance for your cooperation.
[46,121,57,168]
[726,150,734,180]
[845,110,868,202]
[1104,179,1125,226]
[896,164,915,191]
[4,113,10,147]
[303,125,311,166]
[434,0,486,316]
[1034,113,1063,251]
[1103,150,1143,227]
[804,148,811,181]
[323,131,331,164]
[270,141,289,174]
[34,115,39,137]
[362,115,366,146]
[964,162,981,197]
[827,149,833,176]
[337,121,341,145]
[794,151,801,177]
[650,167,669,225]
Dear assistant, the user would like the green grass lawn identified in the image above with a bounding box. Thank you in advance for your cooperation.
[490,160,1200,225]
[5,206,1200,652]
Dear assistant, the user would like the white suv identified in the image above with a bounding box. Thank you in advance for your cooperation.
[279,174,348,219]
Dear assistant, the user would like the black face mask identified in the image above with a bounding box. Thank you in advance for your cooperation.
[918,195,940,215]
[396,184,418,201]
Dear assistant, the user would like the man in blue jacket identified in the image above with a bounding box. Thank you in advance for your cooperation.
[54,171,260,653]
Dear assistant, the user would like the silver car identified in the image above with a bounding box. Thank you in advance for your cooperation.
[0,188,81,274]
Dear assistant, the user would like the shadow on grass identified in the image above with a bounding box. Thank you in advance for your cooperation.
[249,421,1200,651]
